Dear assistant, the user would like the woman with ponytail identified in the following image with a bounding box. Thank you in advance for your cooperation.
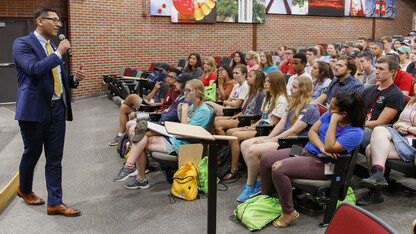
[259,91,366,228]
[236,76,320,198]
[113,79,210,190]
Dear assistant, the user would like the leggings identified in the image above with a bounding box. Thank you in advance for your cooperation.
[259,148,329,214]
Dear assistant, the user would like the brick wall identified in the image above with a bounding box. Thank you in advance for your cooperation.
[2,0,416,97]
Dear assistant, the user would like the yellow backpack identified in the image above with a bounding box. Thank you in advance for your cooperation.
[171,162,199,201]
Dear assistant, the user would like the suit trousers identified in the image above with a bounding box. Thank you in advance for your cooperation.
[18,98,66,206]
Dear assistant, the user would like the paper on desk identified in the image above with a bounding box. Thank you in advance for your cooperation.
[147,122,173,138]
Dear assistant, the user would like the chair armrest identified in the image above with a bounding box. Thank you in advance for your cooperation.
[237,115,262,127]
[149,113,161,122]
[255,125,275,136]
[223,107,242,116]
[278,136,309,149]
[142,105,162,112]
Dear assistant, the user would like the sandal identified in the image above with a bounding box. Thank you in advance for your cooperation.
[222,170,241,181]
[272,210,299,228]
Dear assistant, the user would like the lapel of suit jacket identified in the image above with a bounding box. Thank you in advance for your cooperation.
[29,32,48,59]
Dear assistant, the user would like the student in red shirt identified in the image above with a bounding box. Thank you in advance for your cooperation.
[279,48,296,75]
[200,57,217,86]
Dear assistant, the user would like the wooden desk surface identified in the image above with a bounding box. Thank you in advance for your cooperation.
[121,76,147,81]
[212,135,238,141]
[164,121,215,141]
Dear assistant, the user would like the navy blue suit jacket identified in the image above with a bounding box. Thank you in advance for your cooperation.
[13,32,78,122]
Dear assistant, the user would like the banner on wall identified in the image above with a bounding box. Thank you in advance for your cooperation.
[265,0,308,15]
[238,0,267,23]
[380,0,395,18]
[171,0,217,23]
[308,0,345,17]
[345,0,365,16]
[150,0,172,16]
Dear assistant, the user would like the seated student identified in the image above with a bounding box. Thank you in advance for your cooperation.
[286,53,312,97]
[213,70,265,135]
[260,91,366,228]
[311,61,334,100]
[206,64,249,116]
[357,91,416,206]
[314,56,364,107]
[361,55,406,149]
[113,79,211,189]
[216,64,237,101]
[329,54,340,73]
[371,42,384,67]
[315,45,329,63]
[183,52,203,79]
[279,48,297,75]
[275,45,287,68]
[223,71,288,181]
[109,68,180,146]
[305,48,318,76]
[324,44,341,62]
[387,53,415,96]
[122,73,193,149]
[406,45,416,77]
[357,52,376,88]
[245,51,260,74]
[238,76,320,200]
[200,57,217,87]
[259,51,279,75]
[398,46,411,71]
[231,51,246,70]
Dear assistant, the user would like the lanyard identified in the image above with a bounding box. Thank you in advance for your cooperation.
[332,83,342,97]
[336,123,350,134]
[313,82,322,94]
[370,84,393,112]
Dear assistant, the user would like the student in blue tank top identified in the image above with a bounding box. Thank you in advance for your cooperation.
[259,91,366,228]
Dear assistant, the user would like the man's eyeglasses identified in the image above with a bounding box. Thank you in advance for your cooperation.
[184,88,192,94]
[41,17,62,25]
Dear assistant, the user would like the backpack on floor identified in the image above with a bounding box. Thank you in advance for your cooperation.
[217,146,231,179]
[232,195,282,231]
[171,162,199,201]
[197,156,220,194]
[116,133,130,158]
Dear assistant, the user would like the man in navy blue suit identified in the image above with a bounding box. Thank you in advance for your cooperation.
[12,8,85,216]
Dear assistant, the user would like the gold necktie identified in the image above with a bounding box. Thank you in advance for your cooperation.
[46,41,61,96]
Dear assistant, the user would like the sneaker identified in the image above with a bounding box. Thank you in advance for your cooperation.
[113,164,138,182]
[360,167,388,187]
[249,181,262,198]
[109,135,121,146]
[237,185,254,202]
[356,188,384,206]
[112,96,123,106]
[124,177,150,189]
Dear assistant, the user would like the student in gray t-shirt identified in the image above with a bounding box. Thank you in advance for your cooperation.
[358,52,376,88]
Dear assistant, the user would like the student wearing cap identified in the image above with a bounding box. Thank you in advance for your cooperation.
[407,32,416,46]
[397,46,411,71]
[343,41,354,55]
[381,36,397,55]
[349,50,362,79]
[358,52,376,88]
[402,38,413,49]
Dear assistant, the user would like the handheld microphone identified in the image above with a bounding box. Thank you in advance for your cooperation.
[58,34,72,56]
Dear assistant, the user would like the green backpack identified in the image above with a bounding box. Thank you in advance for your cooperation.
[197,156,219,194]
[204,83,217,102]
[316,186,356,210]
[233,195,282,231]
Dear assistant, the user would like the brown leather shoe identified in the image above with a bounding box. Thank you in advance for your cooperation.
[47,204,81,217]
[17,187,45,205]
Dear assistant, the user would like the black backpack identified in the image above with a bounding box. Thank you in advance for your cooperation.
[116,133,130,158]
[216,146,231,179]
